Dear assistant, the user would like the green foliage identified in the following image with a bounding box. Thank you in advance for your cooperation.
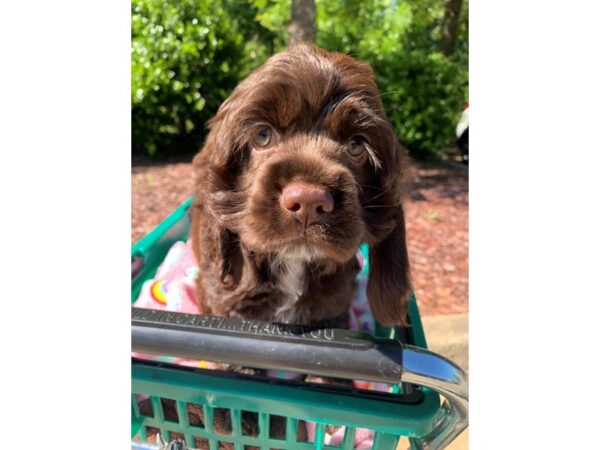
[131,0,279,156]
[314,0,468,159]
[132,0,468,160]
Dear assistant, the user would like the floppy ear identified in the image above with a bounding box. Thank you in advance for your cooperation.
[366,204,411,326]
[191,116,245,296]
[365,128,412,327]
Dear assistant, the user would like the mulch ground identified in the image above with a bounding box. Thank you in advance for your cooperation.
[132,156,468,316]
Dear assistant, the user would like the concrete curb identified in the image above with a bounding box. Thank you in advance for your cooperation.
[420,313,469,372]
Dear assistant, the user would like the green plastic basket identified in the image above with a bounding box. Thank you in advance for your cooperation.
[131,199,468,450]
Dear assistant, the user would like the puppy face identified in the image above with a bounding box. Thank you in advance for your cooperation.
[194,44,411,325]
[240,133,366,263]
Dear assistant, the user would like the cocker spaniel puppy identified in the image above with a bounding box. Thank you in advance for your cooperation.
[191,43,411,328]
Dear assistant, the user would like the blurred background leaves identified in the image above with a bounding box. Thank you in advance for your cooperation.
[132,0,468,160]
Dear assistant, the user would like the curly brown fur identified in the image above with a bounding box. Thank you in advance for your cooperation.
[192,43,412,328]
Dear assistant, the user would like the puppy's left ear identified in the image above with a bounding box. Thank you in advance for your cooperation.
[366,205,411,326]
[365,128,412,327]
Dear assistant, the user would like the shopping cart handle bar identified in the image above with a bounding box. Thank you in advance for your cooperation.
[132,307,403,383]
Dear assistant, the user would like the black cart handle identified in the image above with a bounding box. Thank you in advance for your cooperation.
[132,307,402,383]
[131,307,468,449]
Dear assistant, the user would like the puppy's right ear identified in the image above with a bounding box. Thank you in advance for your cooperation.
[191,115,244,293]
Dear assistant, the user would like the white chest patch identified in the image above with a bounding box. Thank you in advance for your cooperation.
[271,245,321,323]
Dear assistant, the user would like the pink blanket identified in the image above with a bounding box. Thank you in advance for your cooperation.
[133,240,394,447]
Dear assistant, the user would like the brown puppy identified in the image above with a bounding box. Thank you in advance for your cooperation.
[191,43,411,329]
[184,43,413,447]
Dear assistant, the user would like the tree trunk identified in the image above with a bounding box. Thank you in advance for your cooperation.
[439,0,463,56]
[287,0,316,44]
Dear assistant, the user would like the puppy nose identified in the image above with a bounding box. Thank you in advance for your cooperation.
[280,182,334,227]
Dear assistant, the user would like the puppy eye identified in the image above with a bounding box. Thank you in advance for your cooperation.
[347,135,367,157]
[253,127,273,148]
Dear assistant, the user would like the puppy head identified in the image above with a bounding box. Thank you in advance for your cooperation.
[194,44,411,325]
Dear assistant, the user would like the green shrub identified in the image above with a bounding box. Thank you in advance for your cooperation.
[370,51,467,160]
[131,0,279,156]
[315,0,468,160]
[132,0,468,160]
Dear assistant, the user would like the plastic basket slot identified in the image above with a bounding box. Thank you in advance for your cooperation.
[269,415,287,440]
[161,397,179,423]
[187,402,206,428]
[144,426,160,443]
[321,424,344,448]
[213,408,232,435]
[194,436,210,449]
[298,421,317,443]
[133,394,153,418]
[241,410,259,437]
[169,431,185,442]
